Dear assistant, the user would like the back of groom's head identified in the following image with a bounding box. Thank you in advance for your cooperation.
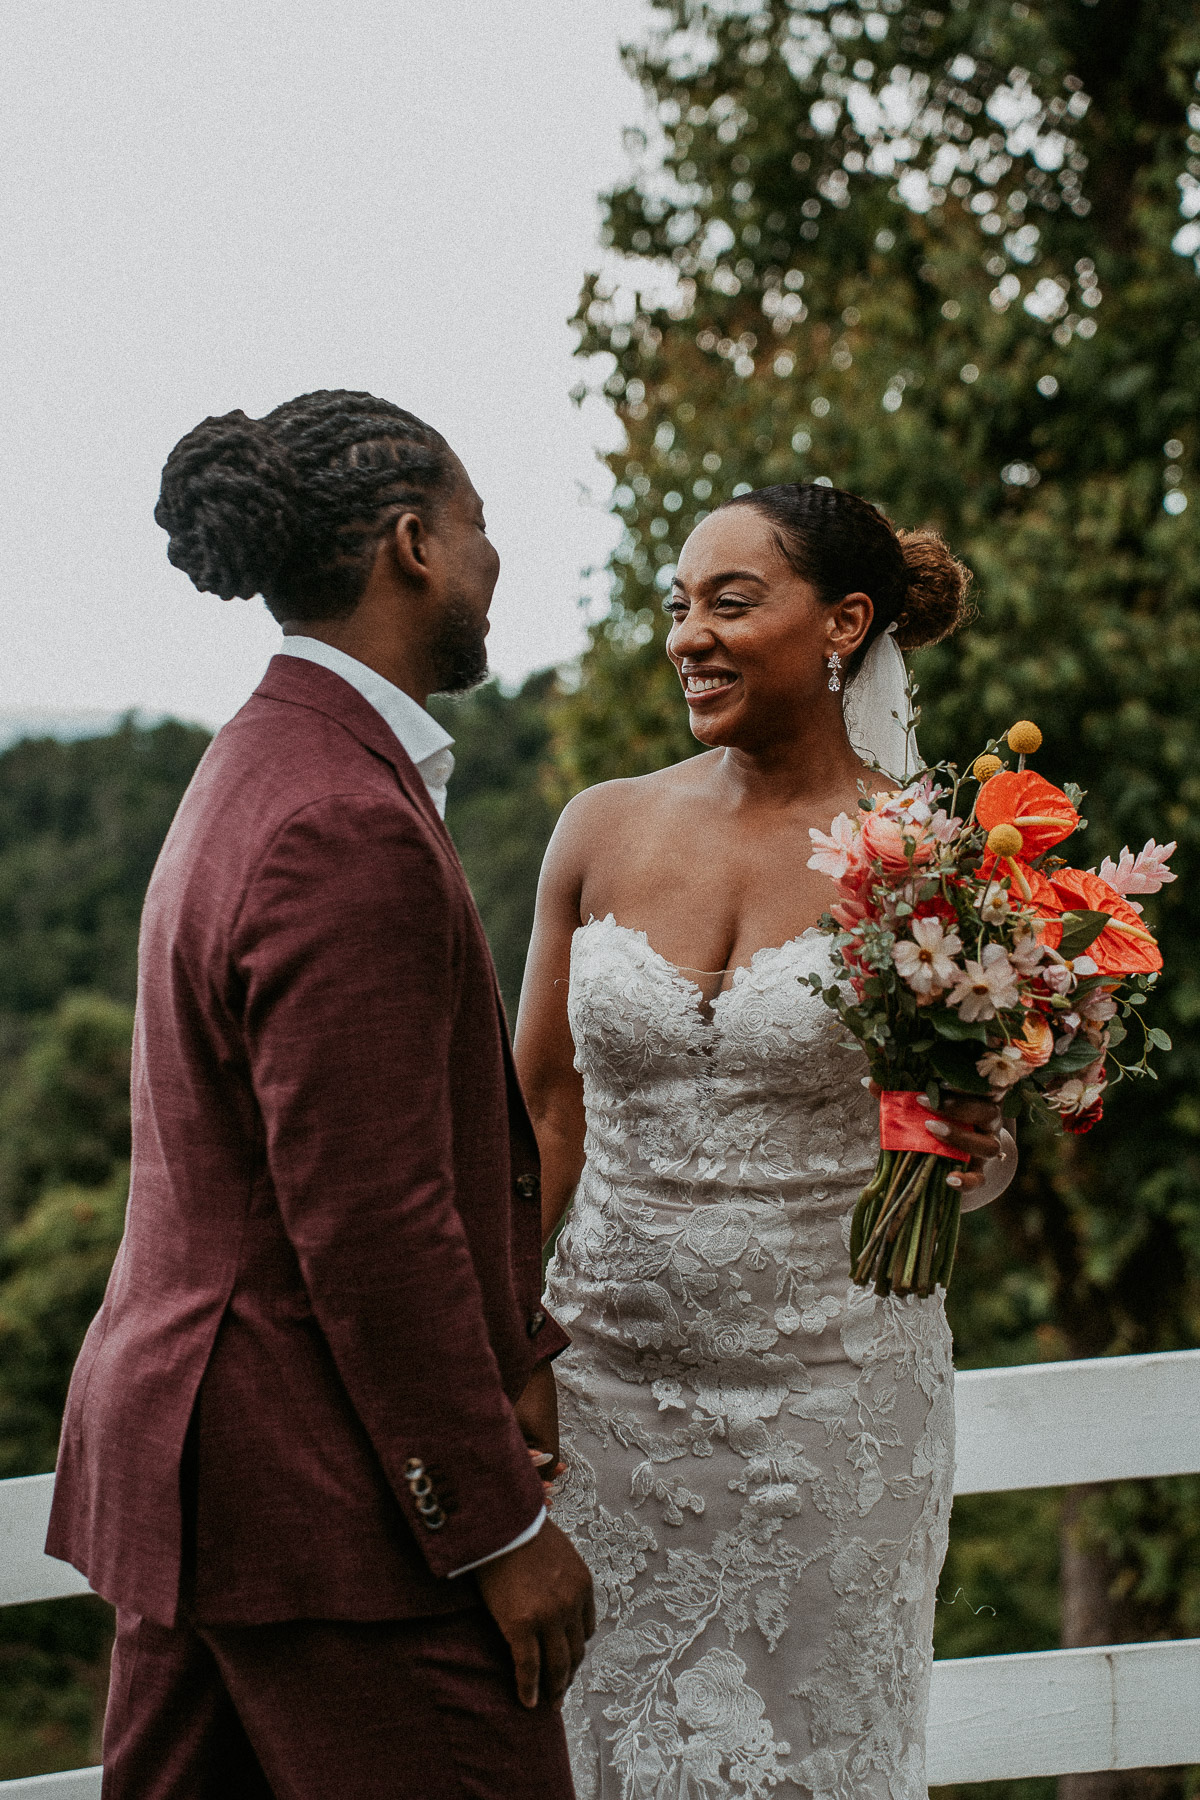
[154,389,458,626]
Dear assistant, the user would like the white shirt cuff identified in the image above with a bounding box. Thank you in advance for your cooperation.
[448,1506,547,1579]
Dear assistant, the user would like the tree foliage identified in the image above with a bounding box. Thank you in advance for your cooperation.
[0,996,133,1232]
[549,3,1200,1785]
[0,720,211,1020]
[432,671,561,1020]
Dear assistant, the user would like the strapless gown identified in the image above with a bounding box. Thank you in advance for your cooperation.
[545,915,954,1800]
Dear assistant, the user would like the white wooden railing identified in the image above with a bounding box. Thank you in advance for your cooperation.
[0,1349,1196,1793]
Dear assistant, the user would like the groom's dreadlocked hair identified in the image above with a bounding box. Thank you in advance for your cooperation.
[720,482,972,673]
[154,390,457,623]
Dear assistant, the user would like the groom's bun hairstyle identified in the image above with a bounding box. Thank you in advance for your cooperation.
[721,482,971,672]
[154,390,456,624]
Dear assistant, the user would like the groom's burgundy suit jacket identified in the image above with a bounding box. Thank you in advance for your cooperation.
[46,655,566,1629]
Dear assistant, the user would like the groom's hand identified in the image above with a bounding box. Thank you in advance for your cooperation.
[475,1519,596,1709]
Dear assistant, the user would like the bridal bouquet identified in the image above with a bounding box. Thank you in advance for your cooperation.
[804,721,1175,1299]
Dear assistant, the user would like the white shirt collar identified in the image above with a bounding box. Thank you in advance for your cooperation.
[277,637,455,819]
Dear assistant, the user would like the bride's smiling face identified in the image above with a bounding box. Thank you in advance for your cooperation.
[665,503,871,750]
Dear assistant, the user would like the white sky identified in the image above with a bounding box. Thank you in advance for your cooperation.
[1,1,654,728]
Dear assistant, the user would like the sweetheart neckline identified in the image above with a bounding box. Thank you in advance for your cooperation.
[577,914,826,1020]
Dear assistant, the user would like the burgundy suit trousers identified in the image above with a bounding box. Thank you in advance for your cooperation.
[103,1606,575,1800]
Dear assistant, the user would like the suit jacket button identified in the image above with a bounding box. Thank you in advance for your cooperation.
[527,1309,547,1338]
[515,1174,540,1200]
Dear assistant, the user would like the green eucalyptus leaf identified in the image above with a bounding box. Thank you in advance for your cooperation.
[931,1011,990,1042]
[1044,1038,1108,1076]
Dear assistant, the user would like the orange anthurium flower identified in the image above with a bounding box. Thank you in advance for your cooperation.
[976,771,1080,857]
[1048,867,1162,974]
[981,853,1064,920]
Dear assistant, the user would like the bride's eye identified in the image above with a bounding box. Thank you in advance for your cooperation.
[662,599,688,619]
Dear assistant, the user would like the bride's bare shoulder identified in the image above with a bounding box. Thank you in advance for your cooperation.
[558,754,715,830]
[546,754,717,873]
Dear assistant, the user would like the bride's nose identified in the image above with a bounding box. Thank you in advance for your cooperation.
[668,609,718,661]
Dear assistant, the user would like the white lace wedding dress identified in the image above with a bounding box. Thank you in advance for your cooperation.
[545,914,954,1800]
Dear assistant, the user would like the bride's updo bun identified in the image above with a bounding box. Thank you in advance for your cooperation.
[154,390,456,624]
[894,528,972,650]
[721,481,971,668]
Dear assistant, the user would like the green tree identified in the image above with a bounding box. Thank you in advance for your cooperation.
[0,719,210,1778]
[0,1003,133,1778]
[0,996,133,1231]
[433,671,561,1020]
[0,719,211,1021]
[552,5,1200,1793]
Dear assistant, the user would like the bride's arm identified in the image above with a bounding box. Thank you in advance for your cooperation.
[515,804,590,1244]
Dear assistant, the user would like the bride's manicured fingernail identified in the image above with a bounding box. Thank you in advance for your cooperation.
[915,1094,933,1109]
[925,1120,951,1139]
[530,1451,554,1467]
[946,1174,963,1188]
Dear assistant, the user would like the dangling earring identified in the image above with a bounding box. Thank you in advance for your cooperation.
[827,650,843,693]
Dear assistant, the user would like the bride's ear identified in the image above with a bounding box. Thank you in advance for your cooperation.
[828,590,874,658]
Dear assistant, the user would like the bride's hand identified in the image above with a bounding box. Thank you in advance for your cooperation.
[917,1091,1003,1193]
[867,1082,1003,1193]
[514,1360,566,1496]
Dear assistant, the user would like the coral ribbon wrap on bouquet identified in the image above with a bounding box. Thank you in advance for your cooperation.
[879,1090,970,1163]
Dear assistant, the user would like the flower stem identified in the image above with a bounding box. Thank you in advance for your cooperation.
[914,1161,948,1296]
[857,1154,934,1291]
[934,1188,962,1289]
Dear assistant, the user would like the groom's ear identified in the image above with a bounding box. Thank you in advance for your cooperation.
[390,510,433,585]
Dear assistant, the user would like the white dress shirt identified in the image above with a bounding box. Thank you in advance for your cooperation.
[277,637,457,817]
[275,636,545,1572]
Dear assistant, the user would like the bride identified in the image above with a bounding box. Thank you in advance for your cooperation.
[515,482,1016,1799]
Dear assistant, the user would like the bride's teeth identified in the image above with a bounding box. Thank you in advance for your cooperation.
[688,675,732,692]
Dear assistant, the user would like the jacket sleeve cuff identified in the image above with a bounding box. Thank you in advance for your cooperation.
[448,1506,546,1578]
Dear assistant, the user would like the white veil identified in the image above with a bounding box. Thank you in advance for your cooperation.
[841,622,919,783]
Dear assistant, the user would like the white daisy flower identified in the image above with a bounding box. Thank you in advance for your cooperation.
[949,943,1022,1021]
[892,916,963,999]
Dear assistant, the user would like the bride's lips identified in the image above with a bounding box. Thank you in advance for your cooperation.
[682,668,740,707]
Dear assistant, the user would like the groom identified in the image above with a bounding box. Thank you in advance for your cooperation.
[46,396,593,1798]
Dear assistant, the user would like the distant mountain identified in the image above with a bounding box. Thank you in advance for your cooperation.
[0,708,155,753]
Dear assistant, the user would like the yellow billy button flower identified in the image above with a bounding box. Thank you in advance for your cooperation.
[986,823,1024,857]
[973,753,1003,782]
[1007,720,1043,756]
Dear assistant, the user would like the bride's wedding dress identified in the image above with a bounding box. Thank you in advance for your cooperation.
[546,914,954,1800]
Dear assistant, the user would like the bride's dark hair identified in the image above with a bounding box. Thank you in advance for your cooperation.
[720,482,971,668]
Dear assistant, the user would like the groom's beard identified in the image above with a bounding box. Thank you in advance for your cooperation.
[430,593,489,695]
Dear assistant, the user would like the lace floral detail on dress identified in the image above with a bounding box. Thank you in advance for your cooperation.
[548,916,954,1800]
